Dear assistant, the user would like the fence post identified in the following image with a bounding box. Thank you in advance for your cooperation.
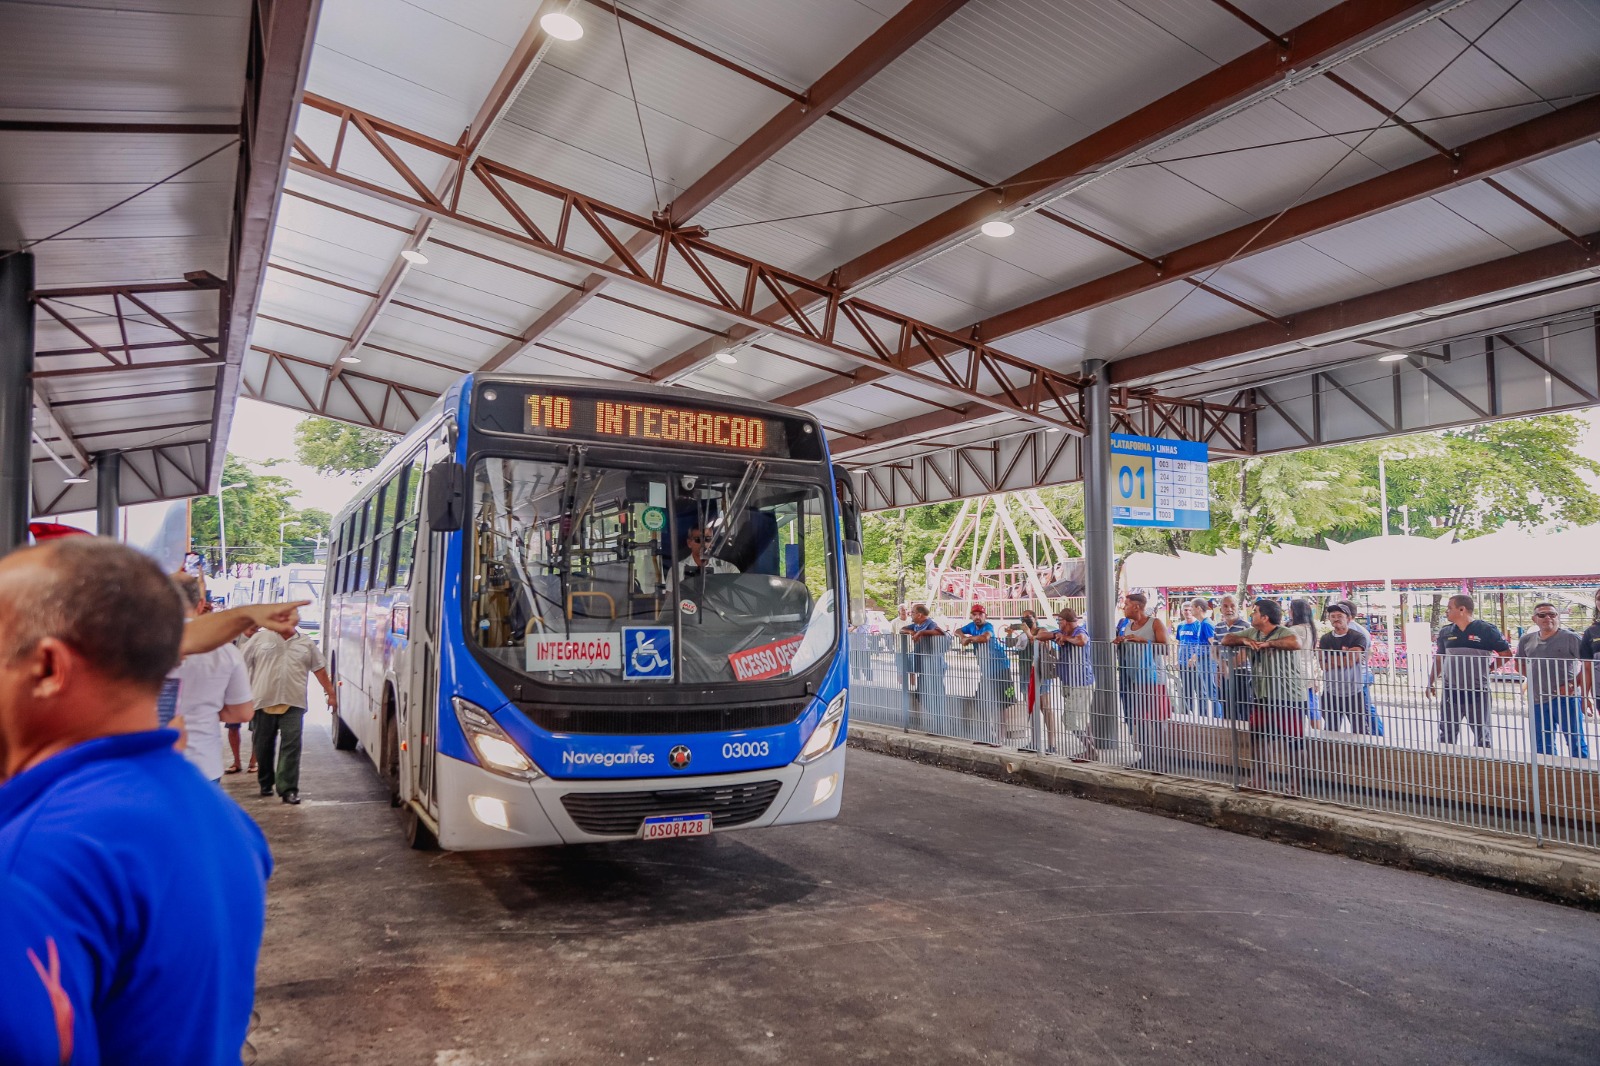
[1029,644,1044,754]
[1224,654,1243,790]
[899,633,912,734]
[1524,664,1544,846]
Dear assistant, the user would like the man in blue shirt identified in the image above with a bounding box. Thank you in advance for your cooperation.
[0,538,277,1066]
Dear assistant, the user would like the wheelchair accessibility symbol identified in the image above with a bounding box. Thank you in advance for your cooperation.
[621,627,674,680]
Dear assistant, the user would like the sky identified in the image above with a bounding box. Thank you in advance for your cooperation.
[225,397,365,516]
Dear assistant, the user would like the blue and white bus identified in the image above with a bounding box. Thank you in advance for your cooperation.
[324,375,862,850]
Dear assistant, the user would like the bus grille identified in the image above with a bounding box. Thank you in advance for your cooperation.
[560,781,783,836]
[525,702,804,735]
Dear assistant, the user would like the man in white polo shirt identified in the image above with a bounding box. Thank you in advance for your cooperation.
[167,574,254,782]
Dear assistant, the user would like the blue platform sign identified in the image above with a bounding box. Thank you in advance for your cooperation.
[621,626,674,680]
[1111,434,1210,530]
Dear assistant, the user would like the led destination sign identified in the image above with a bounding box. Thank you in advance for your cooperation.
[474,383,821,460]
[526,393,768,451]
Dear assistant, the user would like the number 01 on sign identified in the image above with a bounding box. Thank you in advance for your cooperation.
[1110,434,1210,530]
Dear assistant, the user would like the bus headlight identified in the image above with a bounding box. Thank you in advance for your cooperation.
[797,693,847,763]
[453,698,542,780]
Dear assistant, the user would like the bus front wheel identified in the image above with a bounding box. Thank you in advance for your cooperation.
[381,700,401,809]
[403,806,438,851]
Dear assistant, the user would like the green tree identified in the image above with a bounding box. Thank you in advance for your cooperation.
[190,455,330,570]
[1340,415,1600,538]
[293,416,398,479]
[1208,452,1375,597]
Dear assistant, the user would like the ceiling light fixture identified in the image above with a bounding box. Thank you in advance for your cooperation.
[980,220,1015,238]
[714,350,738,365]
[400,248,429,265]
[340,355,362,364]
[64,474,89,485]
[1045,426,1062,434]
[1377,352,1409,363]
[540,12,584,41]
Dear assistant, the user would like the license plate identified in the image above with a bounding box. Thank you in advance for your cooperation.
[639,813,712,840]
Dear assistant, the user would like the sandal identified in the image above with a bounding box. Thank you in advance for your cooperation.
[225,765,242,775]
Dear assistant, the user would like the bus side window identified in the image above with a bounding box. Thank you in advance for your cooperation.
[833,464,865,628]
[350,501,371,593]
[390,461,417,588]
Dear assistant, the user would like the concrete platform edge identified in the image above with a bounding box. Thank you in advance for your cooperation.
[848,723,1600,908]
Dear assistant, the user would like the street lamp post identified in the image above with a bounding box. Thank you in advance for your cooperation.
[216,482,245,577]
[278,518,300,568]
[1376,452,1408,680]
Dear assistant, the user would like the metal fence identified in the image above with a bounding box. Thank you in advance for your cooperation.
[848,630,1600,851]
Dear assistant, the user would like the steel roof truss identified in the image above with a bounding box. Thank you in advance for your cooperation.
[288,96,1085,433]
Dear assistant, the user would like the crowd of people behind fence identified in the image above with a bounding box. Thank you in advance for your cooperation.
[872,590,1600,777]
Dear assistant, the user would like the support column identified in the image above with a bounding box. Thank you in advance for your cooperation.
[1083,359,1118,748]
[96,451,122,539]
[0,252,34,555]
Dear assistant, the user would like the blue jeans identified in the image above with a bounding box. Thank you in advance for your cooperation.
[1533,697,1590,758]
[1179,649,1219,716]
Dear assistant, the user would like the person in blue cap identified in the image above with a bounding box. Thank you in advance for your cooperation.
[0,538,296,1066]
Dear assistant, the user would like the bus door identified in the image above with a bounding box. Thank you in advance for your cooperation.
[405,446,452,814]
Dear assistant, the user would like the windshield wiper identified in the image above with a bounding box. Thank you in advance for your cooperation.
[696,460,765,614]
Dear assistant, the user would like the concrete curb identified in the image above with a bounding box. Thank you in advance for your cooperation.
[849,723,1600,908]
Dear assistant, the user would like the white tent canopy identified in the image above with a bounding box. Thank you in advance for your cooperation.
[1123,526,1600,592]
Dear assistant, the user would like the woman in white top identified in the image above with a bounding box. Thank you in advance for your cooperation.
[1288,598,1321,725]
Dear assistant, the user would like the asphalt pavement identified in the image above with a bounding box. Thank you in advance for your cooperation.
[234,714,1600,1065]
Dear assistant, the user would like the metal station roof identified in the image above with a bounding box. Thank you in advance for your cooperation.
[18,0,1600,511]
[3,0,316,515]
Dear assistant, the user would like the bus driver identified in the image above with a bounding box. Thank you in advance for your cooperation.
[676,526,740,581]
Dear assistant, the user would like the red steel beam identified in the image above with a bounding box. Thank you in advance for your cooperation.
[1106,230,1600,384]
[208,0,320,489]
[829,0,1436,293]
[476,0,973,373]
[791,91,1600,422]
[642,0,1437,382]
[976,94,1600,340]
[665,0,971,224]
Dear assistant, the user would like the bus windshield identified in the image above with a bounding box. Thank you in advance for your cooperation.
[468,454,837,686]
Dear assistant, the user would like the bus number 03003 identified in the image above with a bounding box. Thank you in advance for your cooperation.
[722,741,770,759]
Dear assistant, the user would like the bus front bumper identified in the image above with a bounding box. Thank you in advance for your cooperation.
[432,743,847,851]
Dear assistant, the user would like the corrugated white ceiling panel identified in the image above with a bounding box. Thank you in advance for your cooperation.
[703,118,977,279]
[305,0,532,142]
[269,220,406,292]
[627,0,905,91]
[838,0,1248,181]
[1432,180,1578,254]
[1438,0,1600,103]
[1223,0,1344,34]
[1264,75,1436,175]
[494,13,787,206]
[1143,99,1389,221]
[1493,142,1600,236]
[279,171,423,233]
[0,1,247,118]
[1048,161,1250,256]
[1205,239,1386,315]
[257,265,373,333]
[395,256,573,336]
[32,235,232,288]
[1299,193,1544,289]
[847,274,984,331]
[1037,279,1262,360]
[1334,2,1547,148]
[882,212,1136,327]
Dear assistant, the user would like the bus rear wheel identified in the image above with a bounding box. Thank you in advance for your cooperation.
[381,703,401,808]
[330,708,357,751]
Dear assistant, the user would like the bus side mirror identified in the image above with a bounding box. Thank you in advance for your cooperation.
[832,464,862,543]
[425,462,467,532]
